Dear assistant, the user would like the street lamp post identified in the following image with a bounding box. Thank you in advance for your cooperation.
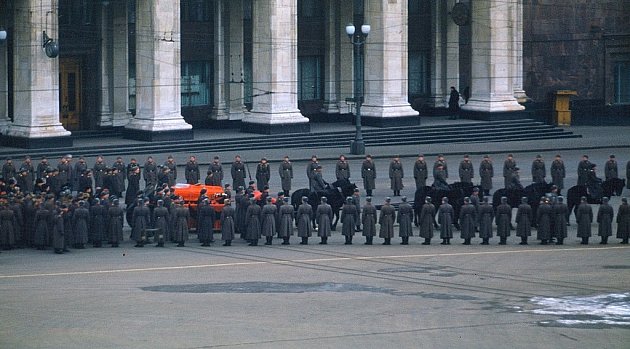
[346,23,370,155]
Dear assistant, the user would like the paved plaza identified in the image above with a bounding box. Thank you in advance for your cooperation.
[1,125,630,348]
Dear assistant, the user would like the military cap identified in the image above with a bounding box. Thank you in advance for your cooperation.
[302,196,308,202]
[536,154,542,159]
[385,197,391,203]
[602,197,609,203]
[581,196,587,201]
[321,196,327,203]
[277,192,284,197]
[346,197,353,203]
[483,154,489,158]
[283,197,289,202]
[366,197,372,202]
[464,197,470,203]
[464,154,469,158]
[425,197,432,203]
[622,198,628,204]
[473,187,479,192]
[610,154,615,158]
[354,188,360,193]
[401,196,407,202]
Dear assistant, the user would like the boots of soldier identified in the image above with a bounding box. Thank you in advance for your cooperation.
[622,238,629,244]
[540,239,548,245]
[481,238,489,245]
[344,235,351,245]
[463,238,471,245]
[177,242,185,247]
[499,237,507,245]
[134,242,144,248]
[249,239,258,246]
[284,190,290,197]
[422,238,431,245]
[366,190,372,197]
[93,241,102,248]
[320,237,327,245]
[54,248,63,254]
[581,237,589,245]
[265,236,273,245]
[600,236,608,245]
[282,237,290,245]
[556,238,564,245]
[365,236,373,245]
[447,238,451,245]
[441,238,447,245]
[401,237,409,245]
[300,237,308,245]
[156,241,164,247]
[519,236,528,245]
[383,238,391,245]
[223,240,231,246]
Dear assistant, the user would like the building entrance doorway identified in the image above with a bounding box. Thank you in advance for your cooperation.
[59,57,82,131]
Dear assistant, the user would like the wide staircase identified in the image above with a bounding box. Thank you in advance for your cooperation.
[0,119,580,159]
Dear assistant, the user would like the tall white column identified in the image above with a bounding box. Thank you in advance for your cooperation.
[211,0,228,120]
[5,0,71,144]
[362,0,418,121]
[320,0,340,115]
[242,0,309,133]
[338,0,354,115]
[0,21,9,134]
[227,0,246,120]
[511,0,528,102]
[429,0,459,108]
[124,0,192,140]
[462,0,524,113]
[98,3,113,127]
[112,0,132,127]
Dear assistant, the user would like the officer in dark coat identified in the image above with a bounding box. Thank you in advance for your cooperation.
[361,197,377,245]
[112,157,126,196]
[185,156,200,184]
[93,156,107,188]
[245,197,262,246]
[20,156,35,193]
[604,155,618,180]
[389,156,404,196]
[57,157,71,189]
[335,155,350,181]
[256,158,270,190]
[131,198,150,247]
[413,154,428,189]
[220,199,235,246]
[398,196,413,244]
[197,199,215,246]
[516,197,532,244]
[495,197,512,245]
[448,86,460,119]
[419,197,436,245]
[478,197,494,245]
[531,155,546,184]
[503,154,517,188]
[206,156,224,186]
[597,197,614,244]
[577,155,591,186]
[506,167,523,190]
[90,198,107,247]
[152,199,169,246]
[433,154,448,181]
[536,197,552,244]
[361,155,376,196]
[459,154,474,183]
[0,203,17,250]
[341,197,358,245]
[231,155,246,190]
[550,154,565,191]
[174,202,189,247]
[296,196,313,245]
[108,199,124,247]
[553,196,568,245]
[306,155,319,190]
[278,156,293,197]
[2,158,16,182]
[438,197,454,244]
[351,189,361,231]
[617,197,630,244]
[479,155,494,196]
[316,197,333,244]
[459,197,476,245]
[576,196,593,244]
[143,156,158,188]
[310,166,328,193]
[164,156,177,183]
[278,198,294,245]
[72,201,89,249]
[379,197,396,245]
[432,164,449,191]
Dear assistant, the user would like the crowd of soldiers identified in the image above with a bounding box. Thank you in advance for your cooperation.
[0,152,629,253]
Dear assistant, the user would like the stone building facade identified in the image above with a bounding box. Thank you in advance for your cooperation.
[6,0,621,146]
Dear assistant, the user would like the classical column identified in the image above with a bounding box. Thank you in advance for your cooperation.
[98,2,113,127]
[338,0,354,115]
[362,0,418,126]
[3,0,71,148]
[461,0,525,116]
[320,0,340,115]
[0,23,9,134]
[211,0,228,120]
[511,0,528,102]
[111,0,132,127]
[241,0,310,134]
[429,0,459,108]
[124,0,193,141]
[227,0,246,120]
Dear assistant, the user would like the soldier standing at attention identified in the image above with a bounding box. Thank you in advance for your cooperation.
[379,197,396,245]
[576,196,593,244]
[478,196,494,245]
[479,155,494,196]
[278,197,294,245]
[207,156,224,186]
[398,196,413,245]
[361,197,377,245]
[220,199,235,246]
[389,156,404,196]
[459,154,474,184]
[418,197,436,245]
[438,197,454,245]
[231,155,246,190]
[577,155,591,186]
[617,197,630,244]
[495,197,512,245]
[93,155,107,188]
[413,154,428,189]
[604,155,618,180]
[57,156,71,189]
[306,155,319,191]
[2,158,16,182]
[351,188,362,232]
[341,197,358,245]
[256,158,270,190]
[316,197,333,245]
[113,156,126,196]
[336,155,350,181]
[296,196,313,245]
[597,197,614,244]
[503,154,517,188]
[143,156,158,188]
[551,154,565,192]
[553,196,569,245]
[21,156,35,193]
[278,155,293,197]
[361,155,376,197]
[36,157,49,180]
[185,156,200,184]
[531,155,546,184]
[261,197,277,245]
[516,197,532,245]
[433,154,448,181]
[459,197,476,245]
[164,155,177,184]
[245,197,261,246]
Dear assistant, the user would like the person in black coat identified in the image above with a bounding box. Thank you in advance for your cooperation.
[448,86,460,120]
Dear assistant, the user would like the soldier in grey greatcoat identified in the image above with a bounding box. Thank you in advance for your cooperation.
[316,197,333,244]
[495,197,512,245]
[220,199,235,246]
[231,155,246,190]
[90,199,107,248]
[433,164,449,191]
[112,157,126,196]
[108,199,124,248]
[597,197,614,244]
[185,156,200,184]
[20,156,35,193]
[296,196,313,244]
[234,188,247,236]
[351,189,361,231]
[531,155,546,184]
[0,204,17,250]
[479,155,494,196]
[152,199,169,247]
[617,198,630,244]
[576,196,593,244]
[52,207,65,254]
[459,154,474,184]
[306,155,319,191]
[433,154,448,181]
[341,197,358,245]
[419,197,436,245]
[131,199,149,247]
[438,197,454,244]
[72,201,89,249]
[503,154,517,188]
[627,161,630,189]
[278,198,294,245]
[414,154,428,189]
[164,156,177,184]
[577,155,591,186]
[604,155,618,180]
[361,155,376,197]
[336,155,350,181]
[256,158,271,190]
[206,156,224,186]
[361,197,377,245]
[550,154,566,191]
[197,199,215,246]
[278,156,293,197]
[397,196,413,244]
[516,197,533,245]
[553,196,569,245]
[93,156,107,188]
[57,157,71,189]
[478,197,494,244]
[174,202,190,247]
[379,197,396,245]
[143,156,158,188]
[389,156,404,196]
[245,197,262,246]
[261,197,277,245]
[536,197,553,244]
[459,197,476,245]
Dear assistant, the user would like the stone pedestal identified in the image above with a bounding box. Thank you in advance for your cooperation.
[2,0,72,148]
[461,0,525,117]
[362,0,419,126]
[124,0,193,141]
[241,0,310,134]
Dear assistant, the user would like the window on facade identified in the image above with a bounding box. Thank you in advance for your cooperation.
[614,62,630,104]
[58,0,94,26]
[299,0,324,18]
[181,61,212,107]
[298,56,323,101]
[182,0,211,22]
[409,51,430,97]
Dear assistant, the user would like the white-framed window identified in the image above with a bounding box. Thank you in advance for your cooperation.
[614,62,630,104]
